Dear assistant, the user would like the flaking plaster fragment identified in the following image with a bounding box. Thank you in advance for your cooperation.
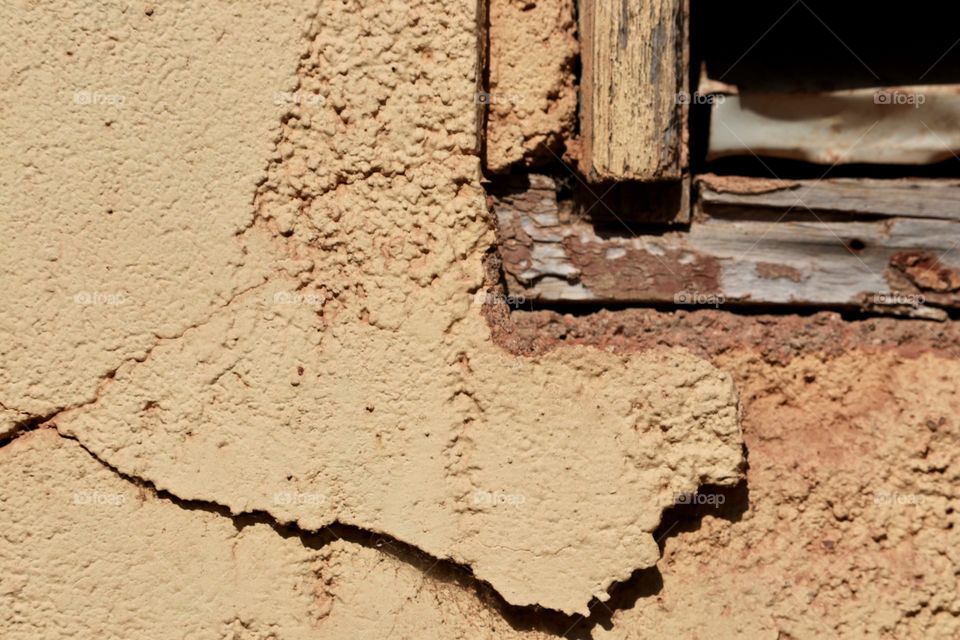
[58,281,743,614]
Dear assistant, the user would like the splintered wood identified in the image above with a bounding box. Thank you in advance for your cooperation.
[492,175,960,319]
[579,0,688,182]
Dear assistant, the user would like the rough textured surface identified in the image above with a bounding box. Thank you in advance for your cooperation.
[579,0,687,181]
[4,0,958,637]
[1,0,742,624]
[598,351,960,639]
[486,302,960,365]
[0,0,312,431]
[484,0,578,172]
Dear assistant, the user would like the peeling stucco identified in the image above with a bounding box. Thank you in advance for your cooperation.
[5,1,955,638]
[0,0,742,625]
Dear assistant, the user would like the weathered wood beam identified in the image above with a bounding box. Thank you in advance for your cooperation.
[698,174,960,222]
[707,85,960,166]
[492,175,960,319]
[579,0,688,182]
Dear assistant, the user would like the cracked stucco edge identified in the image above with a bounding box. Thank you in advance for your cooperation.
[1,395,732,635]
[3,425,593,635]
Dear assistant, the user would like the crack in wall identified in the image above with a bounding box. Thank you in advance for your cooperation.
[18,424,745,639]
[1,276,279,443]
[2,0,748,630]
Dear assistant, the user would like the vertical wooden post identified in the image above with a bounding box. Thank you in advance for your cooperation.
[579,0,688,182]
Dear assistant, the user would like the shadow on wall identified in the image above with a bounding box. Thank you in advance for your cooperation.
[562,480,750,638]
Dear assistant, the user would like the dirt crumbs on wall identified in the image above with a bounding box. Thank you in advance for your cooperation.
[494,305,960,638]
[598,350,960,639]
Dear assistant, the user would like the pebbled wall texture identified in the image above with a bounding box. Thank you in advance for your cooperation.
[484,0,578,172]
[0,1,956,639]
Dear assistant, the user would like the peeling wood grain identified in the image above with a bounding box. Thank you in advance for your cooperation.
[699,175,960,222]
[579,0,688,181]
[708,86,960,166]
[558,233,721,301]
[698,174,798,195]
[476,0,489,156]
[755,262,803,283]
[492,175,960,319]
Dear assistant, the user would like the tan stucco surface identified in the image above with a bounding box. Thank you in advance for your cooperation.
[485,0,578,172]
[1,0,741,626]
[2,430,326,639]
[0,0,311,429]
[1,430,554,639]
[3,1,956,638]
